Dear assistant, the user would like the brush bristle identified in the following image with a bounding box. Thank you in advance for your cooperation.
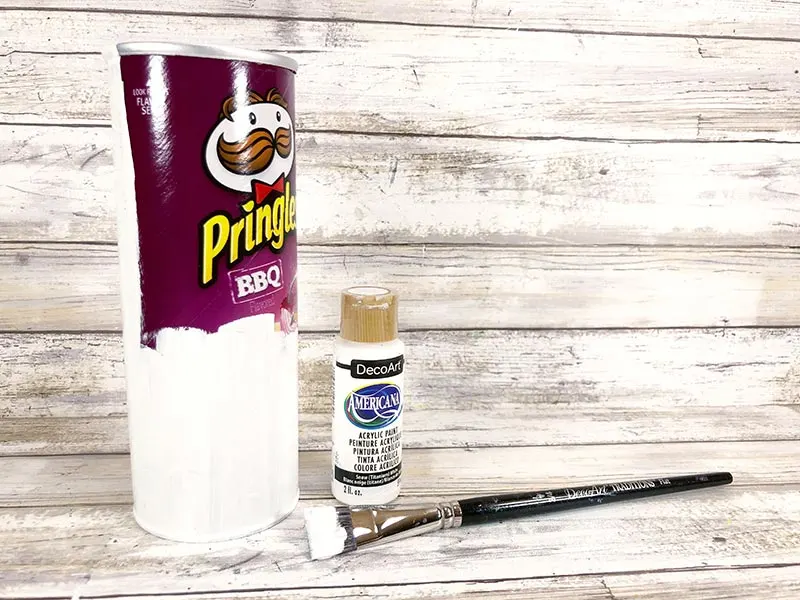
[303,505,357,560]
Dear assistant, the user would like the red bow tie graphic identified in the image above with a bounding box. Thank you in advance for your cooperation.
[252,174,286,205]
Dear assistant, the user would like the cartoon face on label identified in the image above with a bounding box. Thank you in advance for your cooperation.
[197,86,297,295]
[204,88,294,193]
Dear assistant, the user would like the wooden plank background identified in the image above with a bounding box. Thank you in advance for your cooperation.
[2,0,800,38]
[2,11,800,141]
[0,1,798,599]
[6,125,800,246]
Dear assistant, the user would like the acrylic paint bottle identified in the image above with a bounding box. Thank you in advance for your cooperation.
[332,286,404,505]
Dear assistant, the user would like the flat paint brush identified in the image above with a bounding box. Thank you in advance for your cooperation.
[304,471,733,560]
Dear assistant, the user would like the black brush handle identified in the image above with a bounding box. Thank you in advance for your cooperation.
[458,472,732,526]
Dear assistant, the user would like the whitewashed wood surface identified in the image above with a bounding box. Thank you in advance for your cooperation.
[0,1,799,599]
[2,11,800,141]
[3,442,798,507]
[4,244,800,331]
[2,0,799,38]
[75,567,800,600]
[1,445,798,598]
[2,329,800,456]
[4,125,800,246]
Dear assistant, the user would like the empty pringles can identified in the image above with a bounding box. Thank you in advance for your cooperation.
[107,42,299,542]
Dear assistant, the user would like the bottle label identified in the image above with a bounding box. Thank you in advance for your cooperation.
[333,354,404,492]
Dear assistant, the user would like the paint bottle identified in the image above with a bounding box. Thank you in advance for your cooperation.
[332,286,404,505]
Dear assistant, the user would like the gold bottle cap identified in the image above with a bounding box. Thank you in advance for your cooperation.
[339,286,398,343]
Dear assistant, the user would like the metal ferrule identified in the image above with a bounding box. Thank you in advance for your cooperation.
[350,501,463,550]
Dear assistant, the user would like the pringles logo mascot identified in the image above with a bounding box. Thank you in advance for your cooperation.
[204,88,294,196]
[199,88,298,332]
[199,88,297,284]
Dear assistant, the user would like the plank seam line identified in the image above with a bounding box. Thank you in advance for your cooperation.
[2,6,800,44]
[4,242,800,251]
[5,438,796,460]
[2,443,798,459]
[0,50,86,57]
[4,241,800,251]
[1,411,795,422]
[254,129,800,144]
[295,130,800,145]
[11,561,798,600]
[0,483,800,510]
[4,121,800,145]
[3,324,800,335]
[1,482,792,511]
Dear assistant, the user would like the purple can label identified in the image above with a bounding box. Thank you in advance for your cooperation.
[118,53,297,347]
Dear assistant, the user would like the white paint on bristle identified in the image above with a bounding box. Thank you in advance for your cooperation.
[304,506,348,561]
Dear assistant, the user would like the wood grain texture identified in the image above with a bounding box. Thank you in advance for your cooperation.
[1,1,798,39]
[2,442,797,507]
[3,244,800,332]
[0,485,797,598]
[74,566,800,600]
[2,12,799,140]
[1,5,799,599]
[2,329,800,454]
[6,404,800,456]
[4,328,799,416]
[4,125,800,246]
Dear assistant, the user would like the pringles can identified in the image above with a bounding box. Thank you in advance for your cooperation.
[107,42,299,542]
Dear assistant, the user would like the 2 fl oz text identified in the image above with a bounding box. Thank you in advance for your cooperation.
[342,485,361,496]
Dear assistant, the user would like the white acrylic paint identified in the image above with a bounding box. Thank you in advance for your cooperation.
[128,322,299,542]
[332,287,404,506]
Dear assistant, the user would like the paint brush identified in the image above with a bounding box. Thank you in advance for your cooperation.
[303,471,732,560]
